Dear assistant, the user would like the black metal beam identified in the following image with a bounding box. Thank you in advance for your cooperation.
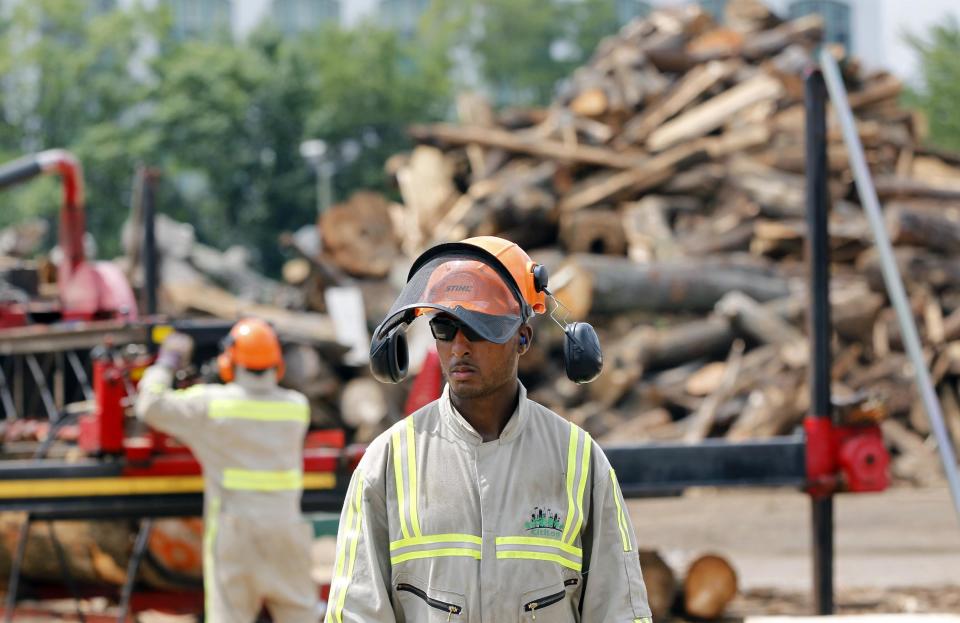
[605,437,807,496]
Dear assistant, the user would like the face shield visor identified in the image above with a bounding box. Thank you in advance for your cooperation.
[372,253,528,346]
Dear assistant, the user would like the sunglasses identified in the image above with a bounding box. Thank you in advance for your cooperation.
[429,316,485,342]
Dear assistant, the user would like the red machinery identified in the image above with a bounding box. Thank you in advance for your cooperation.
[0,149,137,328]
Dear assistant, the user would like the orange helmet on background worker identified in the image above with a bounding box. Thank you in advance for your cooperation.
[217,317,285,382]
[369,235,602,384]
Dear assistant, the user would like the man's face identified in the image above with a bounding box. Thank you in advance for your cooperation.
[434,315,522,400]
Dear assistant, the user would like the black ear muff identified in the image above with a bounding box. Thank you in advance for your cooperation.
[533,264,549,293]
[563,322,603,384]
[370,328,409,384]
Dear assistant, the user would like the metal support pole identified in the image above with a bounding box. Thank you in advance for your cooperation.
[821,50,960,524]
[4,513,31,623]
[118,518,154,622]
[48,522,87,622]
[804,67,834,615]
[142,169,159,316]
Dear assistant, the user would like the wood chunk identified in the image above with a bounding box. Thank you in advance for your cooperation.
[639,550,678,621]
[559,209,627,256]
[646,73,784,152]
[684,554,738,620]
[320,191,400,278]
[885,204,960,255]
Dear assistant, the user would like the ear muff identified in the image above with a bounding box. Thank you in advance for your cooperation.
[218,352,234,383]
[370,327,409,384]
[563,322,603,384]
[532,264,549,293]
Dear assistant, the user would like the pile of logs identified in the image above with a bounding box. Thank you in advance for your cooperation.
[308,0,960,484]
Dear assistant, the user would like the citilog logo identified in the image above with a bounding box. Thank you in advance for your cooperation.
[525,507,562,538]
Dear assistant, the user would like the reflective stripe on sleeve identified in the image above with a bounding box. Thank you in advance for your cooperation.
[327,474,365,623]
[391,417,422,542]
[610,468,632,552]
[208,399,308,424]
[561,424,593,545]
[222,468,302,491]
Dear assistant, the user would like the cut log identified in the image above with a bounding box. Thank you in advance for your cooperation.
[684,339,745,441]
[618,60,739,145]
[622,197,681,262]
[741,14,822,60]
[684,553,738,620]
[646,73,784,152]
[559,209,627,256]
[410,123,649,169]
[340,377,389,428]
[554,254,790,317]
[320,191,401,278]
[639,550,678,621]
[885,204,960,255]
[395,146,460,254]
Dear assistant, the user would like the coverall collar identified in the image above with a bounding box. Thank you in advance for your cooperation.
[439,382,529,445]
[233,367,279,393]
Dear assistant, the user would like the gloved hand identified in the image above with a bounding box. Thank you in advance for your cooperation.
[156,332,194,370]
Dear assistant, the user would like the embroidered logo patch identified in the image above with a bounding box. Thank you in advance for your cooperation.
[525,507,563,538]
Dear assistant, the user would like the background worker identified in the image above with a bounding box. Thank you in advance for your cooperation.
[136,318,318,623]
[326,236,652,622]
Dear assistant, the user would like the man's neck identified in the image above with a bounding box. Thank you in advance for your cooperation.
[451,380,520,443]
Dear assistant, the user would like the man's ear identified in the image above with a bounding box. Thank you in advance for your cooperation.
[518,325,533,354]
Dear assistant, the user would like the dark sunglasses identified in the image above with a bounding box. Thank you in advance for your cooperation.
[429,316,484,342]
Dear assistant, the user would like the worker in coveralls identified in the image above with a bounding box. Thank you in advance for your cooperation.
[136,318,318,622]
[326,236,652,622]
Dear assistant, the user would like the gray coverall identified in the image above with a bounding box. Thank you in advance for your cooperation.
[326,383,652,622]
[136,364,318,623]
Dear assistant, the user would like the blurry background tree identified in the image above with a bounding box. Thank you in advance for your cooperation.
[905,17,960,153]
[0,0,452,272]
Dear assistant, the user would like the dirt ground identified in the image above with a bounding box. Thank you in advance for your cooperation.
[626,485,960,618]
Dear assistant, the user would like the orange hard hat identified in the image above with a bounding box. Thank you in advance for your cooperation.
[218,318,284,382]
[421,259,521,318]
[460,236,547,314]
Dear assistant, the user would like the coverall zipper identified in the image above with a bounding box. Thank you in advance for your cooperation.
[523,589,566,619]
[396,583,462,619]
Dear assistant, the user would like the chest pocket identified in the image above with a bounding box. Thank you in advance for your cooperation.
[520,582,576,623]
[395,576,465,622]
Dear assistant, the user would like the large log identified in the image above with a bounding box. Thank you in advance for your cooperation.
[320,191,401,278]
[684,553,738,620]
[639,550,678,621]
[553,254,790,317]
[885,204,960,255]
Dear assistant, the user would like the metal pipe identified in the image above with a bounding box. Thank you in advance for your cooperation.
[142,169,159,316]
[820,50,960,523]
[804,67,834,615]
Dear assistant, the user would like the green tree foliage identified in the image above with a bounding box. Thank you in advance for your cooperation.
[0,2,452,272]
[906,17,960,152]
[425,0,618,106]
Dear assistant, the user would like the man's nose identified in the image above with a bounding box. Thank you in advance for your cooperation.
[450,328,471,356]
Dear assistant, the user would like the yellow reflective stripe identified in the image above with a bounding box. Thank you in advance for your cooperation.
[390,533,482,551]
[208,399,308,424]
[495,536,582,557]
[635,618,652,623]
[327,477,354,623]
[390,548,482,565]
[203,495,220,622]
[391,429,410,540]
[222,468,302,491]
[496,550,582,571]
[610,469,631,552]
[333,474,364,622]
[405,417,422,537]
[568,431,592,545]
[560,426,579,542]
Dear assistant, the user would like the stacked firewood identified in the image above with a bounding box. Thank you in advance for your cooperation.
[307,0,960,483]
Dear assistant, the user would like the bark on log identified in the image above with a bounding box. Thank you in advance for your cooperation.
[320,191,401,278]
[559,209,627,256]
[885,204,960,255]
[553,254,790,317]
[639,550,678,621]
